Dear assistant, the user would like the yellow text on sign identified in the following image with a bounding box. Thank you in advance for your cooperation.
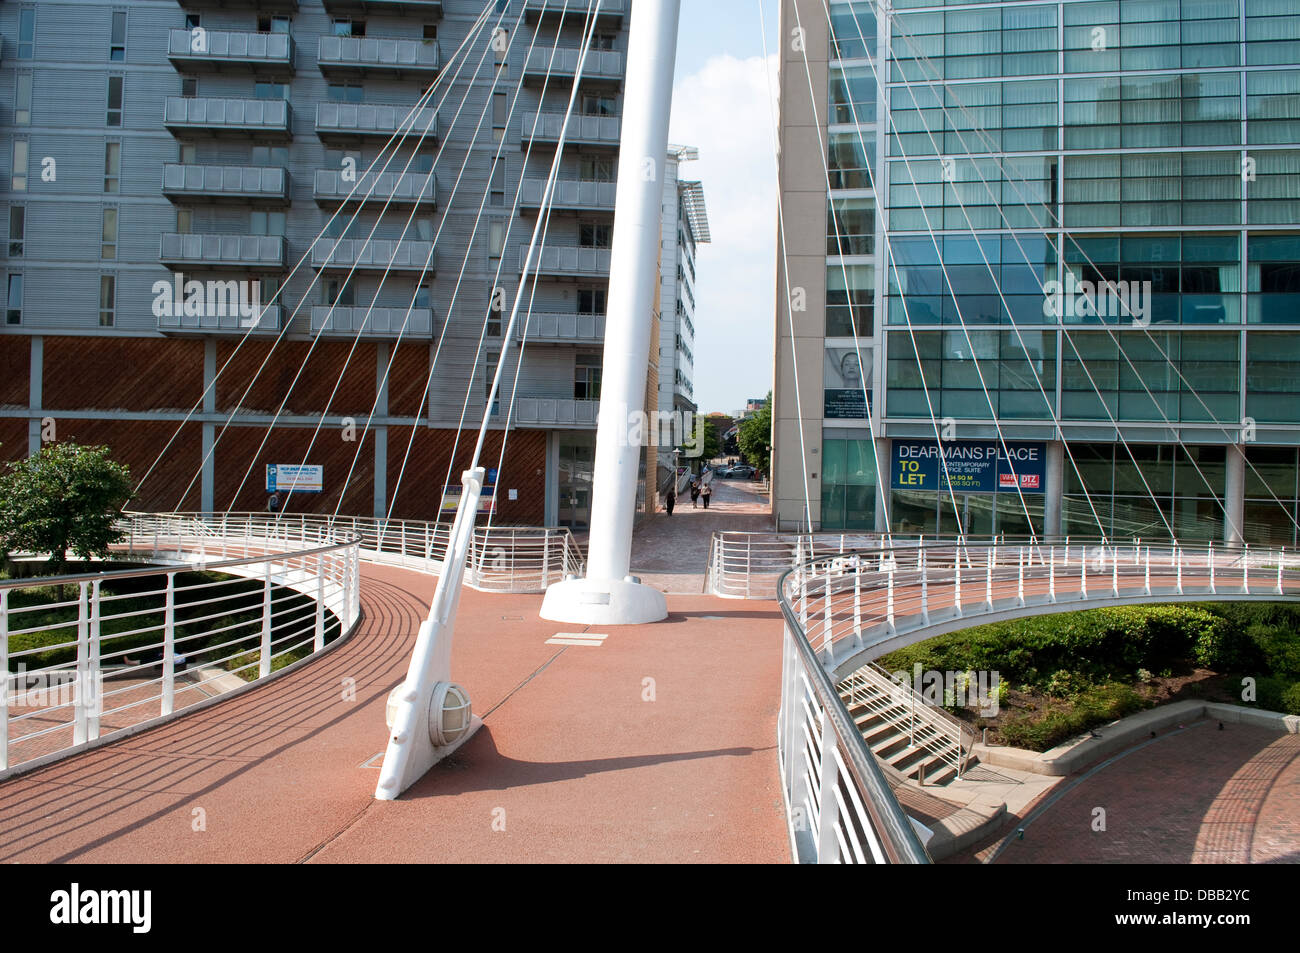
[897,459,926,487]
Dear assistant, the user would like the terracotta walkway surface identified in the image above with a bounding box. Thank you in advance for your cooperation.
[0,562,789,864]
[970,720,1300,865]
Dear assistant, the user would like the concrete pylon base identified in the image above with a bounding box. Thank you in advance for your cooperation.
[540,577,668,625]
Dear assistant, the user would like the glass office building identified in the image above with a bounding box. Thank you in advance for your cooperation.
[773,0,1300,544]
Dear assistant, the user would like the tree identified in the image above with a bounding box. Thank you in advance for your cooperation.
[678,414,722,467]
[0,442,134,571]
[738,392,773,476]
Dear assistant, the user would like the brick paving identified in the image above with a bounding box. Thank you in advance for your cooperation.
[984,720,1300,864]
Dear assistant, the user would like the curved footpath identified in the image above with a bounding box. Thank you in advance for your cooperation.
[0,562,789,863]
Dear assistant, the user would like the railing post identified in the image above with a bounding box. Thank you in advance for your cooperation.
[315,553,326,652]
[885,565,894,631]
[1176,545,1183,594]
[1112,546,1119,596]
[920,549,929,622]
[74,581,90,745]
[1017,546,1025,606]
[1278,547,1285,595]
[985,548,993,609]
[1243,543,1250,595]
[854,566,863,634]
[816,704,839,863]
[822,572,833,659]
[162,572,176,716]
[1049,545,1056,601]
[259,562,272,679]
[88,578,101,742]
[746,535,753,598]
[0,589,7,770]
[1080,546,1087,597]
[1144,547,1151,596]
[1209,540,1216,594]
[954,556,962,616]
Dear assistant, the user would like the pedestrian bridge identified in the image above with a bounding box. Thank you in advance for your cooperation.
[2,517,1298,864]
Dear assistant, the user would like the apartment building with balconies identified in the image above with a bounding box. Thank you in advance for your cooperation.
[0,0,644,529]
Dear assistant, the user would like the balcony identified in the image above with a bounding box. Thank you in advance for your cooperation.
[512,398,599,428]
[160,233,286,269]
[522,111,620,150]
[517,312,605,344]
[317,35,439,76]
[314,168,436,208]
[321,0,441,14]
[164,96,291,139]
[519,178,615,214]
[311,238,436,274]
[158,304,282,334]
[522,244,611,278]
[523,47,623,86]
[167,29,294,74]
[162,164,289,205]
[524,0,624,23]
[311,305,433,338]
[316,102,438,144]
[175,1,298,9]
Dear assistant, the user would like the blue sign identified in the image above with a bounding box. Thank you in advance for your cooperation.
[891,440,1046,494]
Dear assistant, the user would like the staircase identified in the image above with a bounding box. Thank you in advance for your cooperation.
[838,664,974,788]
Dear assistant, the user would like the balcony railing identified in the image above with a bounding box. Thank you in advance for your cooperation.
[318,35,439,74]
[512,397,599,428]
[519,177,615,213]
[522,244,611,277]
[316,102,438,142]
[522,47,624,84]
[167,28,293,72]
[518,312,605,343]
[164,96,291,137]
[524,0,624,21]
[522,111,620,148]
[174,2,300,9]
[314,168,436,207]
[311,305,433,337]
[159,233,286,269]
[162,164,289,204]
[311,237,436,274]
[158,303,283,334]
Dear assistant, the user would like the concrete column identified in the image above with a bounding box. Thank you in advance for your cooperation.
[1045,440,1064,538]
[874,436,891,533]
[201,339,216,513]
[27,336,42,455]
[1225,442,1246,547]
[374,342,390,518]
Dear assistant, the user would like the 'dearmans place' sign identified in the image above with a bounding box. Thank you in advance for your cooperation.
[891,439,1046,494]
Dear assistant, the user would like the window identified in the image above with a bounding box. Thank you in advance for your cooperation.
[101,207,117,259]
[487,286,503,336]
[9,207,24,257]
[423,25,438,40]
[493,28,508,71]
[250,210,286,236]
[104,142,120,193]
[176,209,192,233]
[251,145,289,166]
[414,284,431,309]
[14,73,32,126]
[490,159,505,206]
[592,34,617,51]
[326,279,354,307]
[488,221,504,258]
[6,275,22,325]
[106,75,123,126]
[11,141,29,191]
[581,95,616,116]
[181,77,198,98]
[257,16,290,34]
[486,351,500,414]
[184,14,200,30]
[327,83,363,103]
[575,354,602,400]
[333,19,364,37]
[492,92,507,142]
[580,223,612,248]
[579,156,615,181]
[578,287,605,314]
[18,8,34,60]
[179,144,197,165]
[110,11,126,61]
[255,82,289,100]
[412,151,434,173]
[99,275,115,327]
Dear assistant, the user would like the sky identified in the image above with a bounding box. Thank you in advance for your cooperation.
[667,1,780,417]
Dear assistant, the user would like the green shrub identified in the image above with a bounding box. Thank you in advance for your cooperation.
[1281,682,1300,716]
[998,682,1148,751]
[1249,623,1300,681]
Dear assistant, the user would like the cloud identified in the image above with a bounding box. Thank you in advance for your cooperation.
[669,52,779,415]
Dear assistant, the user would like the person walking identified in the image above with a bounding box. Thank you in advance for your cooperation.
[665,487,676,516]
[689,478,701,508]
[701,481,712,510]
[267,491,282,514]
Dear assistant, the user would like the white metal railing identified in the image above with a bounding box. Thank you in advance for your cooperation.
[777,538,1300,862]
[132,513,585,593]
[1,516,361,774]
